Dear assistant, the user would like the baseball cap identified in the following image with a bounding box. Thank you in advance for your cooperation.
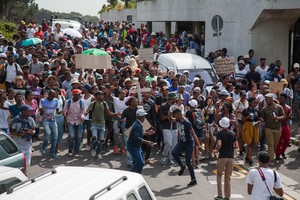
[136,109,148,117]
[21,105,33,111]
[294,63,300,68]
[72,89,82,94]
[189,99,198,108]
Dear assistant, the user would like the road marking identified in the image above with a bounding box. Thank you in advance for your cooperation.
[212,165,246,179]
[234,164,248,175]
[231,194,244,198]
[209,181,223,185]
[283,193,296,200]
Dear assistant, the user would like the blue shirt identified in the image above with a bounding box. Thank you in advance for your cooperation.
[178,118,193,142]
[9,105,23,118]
[39,98,58,121]
[169,86,178,92]
[127,120,143,148]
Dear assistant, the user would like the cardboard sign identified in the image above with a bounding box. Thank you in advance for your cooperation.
[138,48,153,62]
[214,57,235,76]
[269,82,284,94]
[75,54,112,69]
[124,119,152,137]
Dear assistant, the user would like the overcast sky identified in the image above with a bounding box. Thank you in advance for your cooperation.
[35,0,106,16]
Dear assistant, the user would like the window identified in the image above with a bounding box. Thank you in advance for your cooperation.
[0,134,18,156]
[127,15,132,23]
[0,178,22,194]
[138,186,153,200]
[127,193,137,200]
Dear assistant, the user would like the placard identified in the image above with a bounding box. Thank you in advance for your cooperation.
[75,54,112,69]
[138,48,153,62]
[269,82,284,94]
[214,57,235,76]
[124,119,152,137]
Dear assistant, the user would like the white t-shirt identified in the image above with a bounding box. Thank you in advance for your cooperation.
[71,72,80,79]
[5,63,22,83]
[246,168,282,200]
[255,65,269,80]
[113,96,130,114]
[27,28,36,38]
[0,101,11,129]
[231,91,240,102]
[233,100,249,120]
[235,68,247,82]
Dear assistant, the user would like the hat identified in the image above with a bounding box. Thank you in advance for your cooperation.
[151,32,156,36]
[161,86,169,91]
[112,75,119,80]
[123,78,132,86]
[83,84,91,92]
[220,90,229,96]
[102,83,110,89]
[193,77,200,82]
[71,79,80,85]
[121,51,127,56]
[219,117,230,128]
[244,55,250,59]
[136,108,148,117]
[15,75,23,80]
[193,87,201,93]
[72,89,82,94]
[294,63,300,69]
[264,80,270,85]
[240,90,247,96]
[43,61,49,66]
[280,79,288,85]
[183,70,189,74]
[95,74,103,81]
[21,105,33,111]
[189,99,198,108]
[0,53,7,59]
[238,60,245,65]
[168,92,177,99]
[21,20,25,25]
[265,93,274,98]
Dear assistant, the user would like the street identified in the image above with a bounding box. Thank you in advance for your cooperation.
[28,129,300,200]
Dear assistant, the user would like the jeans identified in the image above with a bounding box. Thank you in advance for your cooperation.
[113,119,125,148]
[265,128,281,160]
[124,134,133,166]
[172,140,195,180]
[216,158,234,199]
[276,126,290,156]
[162,129,178,160]
[91,124,105,154]
[127,145,144,174]
[82,120,92,145]
[68,123,83,154]
[55,115,65,145]
[42,120,58,155]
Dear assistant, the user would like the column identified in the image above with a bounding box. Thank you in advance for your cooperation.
[165,21,171,39]
[147,21,152,33]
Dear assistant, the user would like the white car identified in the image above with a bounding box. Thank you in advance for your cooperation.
[0,166,28,195]
[0,166,156,200]
[158,53,218,91]
[52,19,82,32]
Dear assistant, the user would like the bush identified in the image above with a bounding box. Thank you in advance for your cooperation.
[0,20,17,41]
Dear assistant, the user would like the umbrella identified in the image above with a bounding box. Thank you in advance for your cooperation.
[82,48,109,56]
[63,28,82,38]
[21,38,42,46]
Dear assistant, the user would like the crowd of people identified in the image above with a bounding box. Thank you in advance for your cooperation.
[0,18,299,199]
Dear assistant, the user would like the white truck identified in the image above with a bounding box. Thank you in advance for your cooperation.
[0,166,157,200]
[0,166,28,195]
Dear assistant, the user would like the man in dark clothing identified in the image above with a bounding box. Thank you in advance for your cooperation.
[214,117,239,200]
[245,63,261,88]
[127,108,155,174]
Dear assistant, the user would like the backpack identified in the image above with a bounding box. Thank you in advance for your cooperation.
[192,110,205,130]
[0,63,18,83]
[89,101,108,120]
[67,99,83,110]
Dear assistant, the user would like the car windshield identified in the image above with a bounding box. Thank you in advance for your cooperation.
[178,68,217,86]
[0,134,18,156]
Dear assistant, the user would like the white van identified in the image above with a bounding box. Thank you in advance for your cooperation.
[158,53,218,91]
[0,166,156,200]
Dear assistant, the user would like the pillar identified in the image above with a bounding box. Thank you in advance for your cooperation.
[165,21,171,39]
[147,21,152,33]
[194,21,201,36]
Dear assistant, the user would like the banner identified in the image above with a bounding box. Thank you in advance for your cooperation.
[75,54,112,69]
[269,82,284,94]
[214,57,235,76]
[138,48,153,62]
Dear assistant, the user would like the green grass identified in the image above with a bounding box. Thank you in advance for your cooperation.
[0,20,17,41]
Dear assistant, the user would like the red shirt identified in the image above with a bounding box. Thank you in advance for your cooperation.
[281,105,291,126]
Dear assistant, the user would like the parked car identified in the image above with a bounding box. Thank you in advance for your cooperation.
[0,166,157,200]
[158,53,218,91]
[0,166,28,195]
[0,131,26,174]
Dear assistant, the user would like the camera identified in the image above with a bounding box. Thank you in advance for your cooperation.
[20,128,32,141]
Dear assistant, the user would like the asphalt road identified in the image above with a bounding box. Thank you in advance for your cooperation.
[28,132,300,200]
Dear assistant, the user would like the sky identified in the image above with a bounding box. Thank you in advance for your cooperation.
[35,0,106,16]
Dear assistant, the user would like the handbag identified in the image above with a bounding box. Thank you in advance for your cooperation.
[256,168,283,200]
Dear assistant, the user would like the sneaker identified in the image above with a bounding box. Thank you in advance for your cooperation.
[178,165,186,176]
[49,153,58,159]
[199,155,206,161]
[67,152,73,157]
[40,147,46,155]
[120,148,126,155]
[113,146,119,154]
[91,149,96,157]
[214,196,223,200]
[281,153,287,159]
[187,179,197,187]
[96,154,102,159]
[86,145,91,151]
[161,157,167,165]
